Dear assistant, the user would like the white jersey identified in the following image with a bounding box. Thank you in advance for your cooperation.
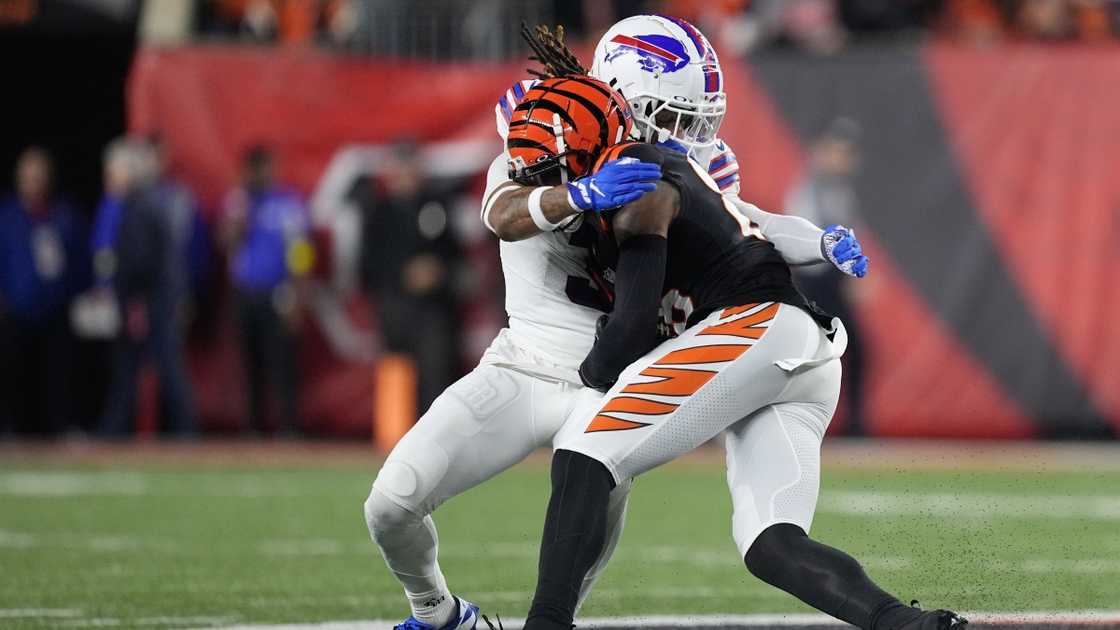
[479,154,603,383]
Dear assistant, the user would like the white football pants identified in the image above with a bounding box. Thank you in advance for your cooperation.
[365,330,629,611]
[555,302,844,556]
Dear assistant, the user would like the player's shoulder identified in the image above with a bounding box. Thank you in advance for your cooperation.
[707,137,741,194]
[495,78,541,141]
[592,141,668,173]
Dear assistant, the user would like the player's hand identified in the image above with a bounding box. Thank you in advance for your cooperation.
[566,157,661,211]
[821,224,869,278]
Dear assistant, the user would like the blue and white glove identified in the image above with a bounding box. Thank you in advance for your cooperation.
[821,224,870,278]
[567,157,661,211]
[656,136,689,155]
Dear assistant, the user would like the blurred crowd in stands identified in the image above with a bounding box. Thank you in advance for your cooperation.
[193,0,1120,57]
[0,137,466,440]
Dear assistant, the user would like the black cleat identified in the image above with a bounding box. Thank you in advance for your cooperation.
[898,601,968,630]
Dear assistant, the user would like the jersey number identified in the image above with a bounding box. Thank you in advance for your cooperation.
[686,158,764,239]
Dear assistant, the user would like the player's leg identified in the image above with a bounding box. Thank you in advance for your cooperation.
[576,476,631,613]
[526,303,813,629]
[365,363,576,628]
[728,362,965,629]
[547,386,634,614]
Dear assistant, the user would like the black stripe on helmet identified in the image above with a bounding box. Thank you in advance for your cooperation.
[561,77,629,142]
[507,138,554,153]
[547,86,610,149]
[514,97,578,130]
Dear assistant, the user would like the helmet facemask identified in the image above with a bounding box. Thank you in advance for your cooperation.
[634,93,726,159]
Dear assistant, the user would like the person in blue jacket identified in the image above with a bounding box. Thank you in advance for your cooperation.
[220,145,312,436]
[0,147,89,437]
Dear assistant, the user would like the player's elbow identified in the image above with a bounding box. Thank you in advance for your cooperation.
[490,212,523,242]
[486,199,528,242]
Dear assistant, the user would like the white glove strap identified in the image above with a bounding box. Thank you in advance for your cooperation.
[566,187,582,211]
[528,186,562,232]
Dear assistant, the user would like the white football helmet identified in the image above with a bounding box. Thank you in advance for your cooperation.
[590,14,726,161]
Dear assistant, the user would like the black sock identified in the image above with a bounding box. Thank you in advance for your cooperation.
[524,450,615,630]
[744,523,922,630]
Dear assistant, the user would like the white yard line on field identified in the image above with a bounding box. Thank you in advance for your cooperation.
[0,529,36,548]
[820,491,1120,520]
[0,472,148,496]
[60,616,237,627]
[0,608,82,618]
[203,610,1120,630]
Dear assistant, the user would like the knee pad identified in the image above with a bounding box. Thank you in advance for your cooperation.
[363,486,422,543]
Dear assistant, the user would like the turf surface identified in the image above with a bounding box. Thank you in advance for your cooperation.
[1,445,1119,628]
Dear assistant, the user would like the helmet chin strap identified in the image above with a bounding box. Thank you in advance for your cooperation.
[552,113,569,184]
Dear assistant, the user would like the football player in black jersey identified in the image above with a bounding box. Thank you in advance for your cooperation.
[512,98,967,630]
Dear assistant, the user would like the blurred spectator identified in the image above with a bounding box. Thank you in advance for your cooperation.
[150,134,212,313]
[786,119,869,436]
[357,140,464,414]
[221,145,311,436]
[200,0,364,46]
[0,147,89,437]
[1015,0,1076,39]
[94,138,197,439]
[940,0,1008,43]
[940,0,1120,43]
[700,0,848,56]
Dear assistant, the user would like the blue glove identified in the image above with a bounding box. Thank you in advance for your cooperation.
[656,137,689,155]
[821,224,870,278]
[566,157,661,211]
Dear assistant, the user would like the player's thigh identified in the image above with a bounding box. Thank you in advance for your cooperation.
[724,391,836,558]
[373,364,564,515]
[558,303,813,482]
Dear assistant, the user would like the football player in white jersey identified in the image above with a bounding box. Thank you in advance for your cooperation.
[363,17,868,630]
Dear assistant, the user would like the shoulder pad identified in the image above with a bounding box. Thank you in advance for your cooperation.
[707,139,740,194]
[495,79,540,141]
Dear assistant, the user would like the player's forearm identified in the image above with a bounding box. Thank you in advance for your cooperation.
[732,198,826,266]
[483,184,577,241]
[579,235,668,391]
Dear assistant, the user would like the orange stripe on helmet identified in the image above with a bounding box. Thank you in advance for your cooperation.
[507,75,633,184]
[592,142,639,173]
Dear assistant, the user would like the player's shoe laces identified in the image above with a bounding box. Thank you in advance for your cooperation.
[898,600,968,630]
[393,597,480,630]
[482,614,504,630]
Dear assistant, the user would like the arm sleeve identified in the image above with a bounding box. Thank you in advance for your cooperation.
[578,234,668,391]
[732,197,827,266]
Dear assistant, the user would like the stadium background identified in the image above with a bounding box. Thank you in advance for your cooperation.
[2,1,1120,629]
[5,0,1118,441]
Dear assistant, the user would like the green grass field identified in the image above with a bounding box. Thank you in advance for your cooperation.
[1,443,1119,629]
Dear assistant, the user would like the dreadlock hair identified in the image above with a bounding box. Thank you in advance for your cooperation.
[521,22,587,79]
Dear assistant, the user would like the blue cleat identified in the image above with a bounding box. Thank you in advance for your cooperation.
[393,597,479,630]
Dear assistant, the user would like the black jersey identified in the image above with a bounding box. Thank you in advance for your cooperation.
[590,142,826,332]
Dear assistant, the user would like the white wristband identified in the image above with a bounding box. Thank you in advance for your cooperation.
[528,186,562,232]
